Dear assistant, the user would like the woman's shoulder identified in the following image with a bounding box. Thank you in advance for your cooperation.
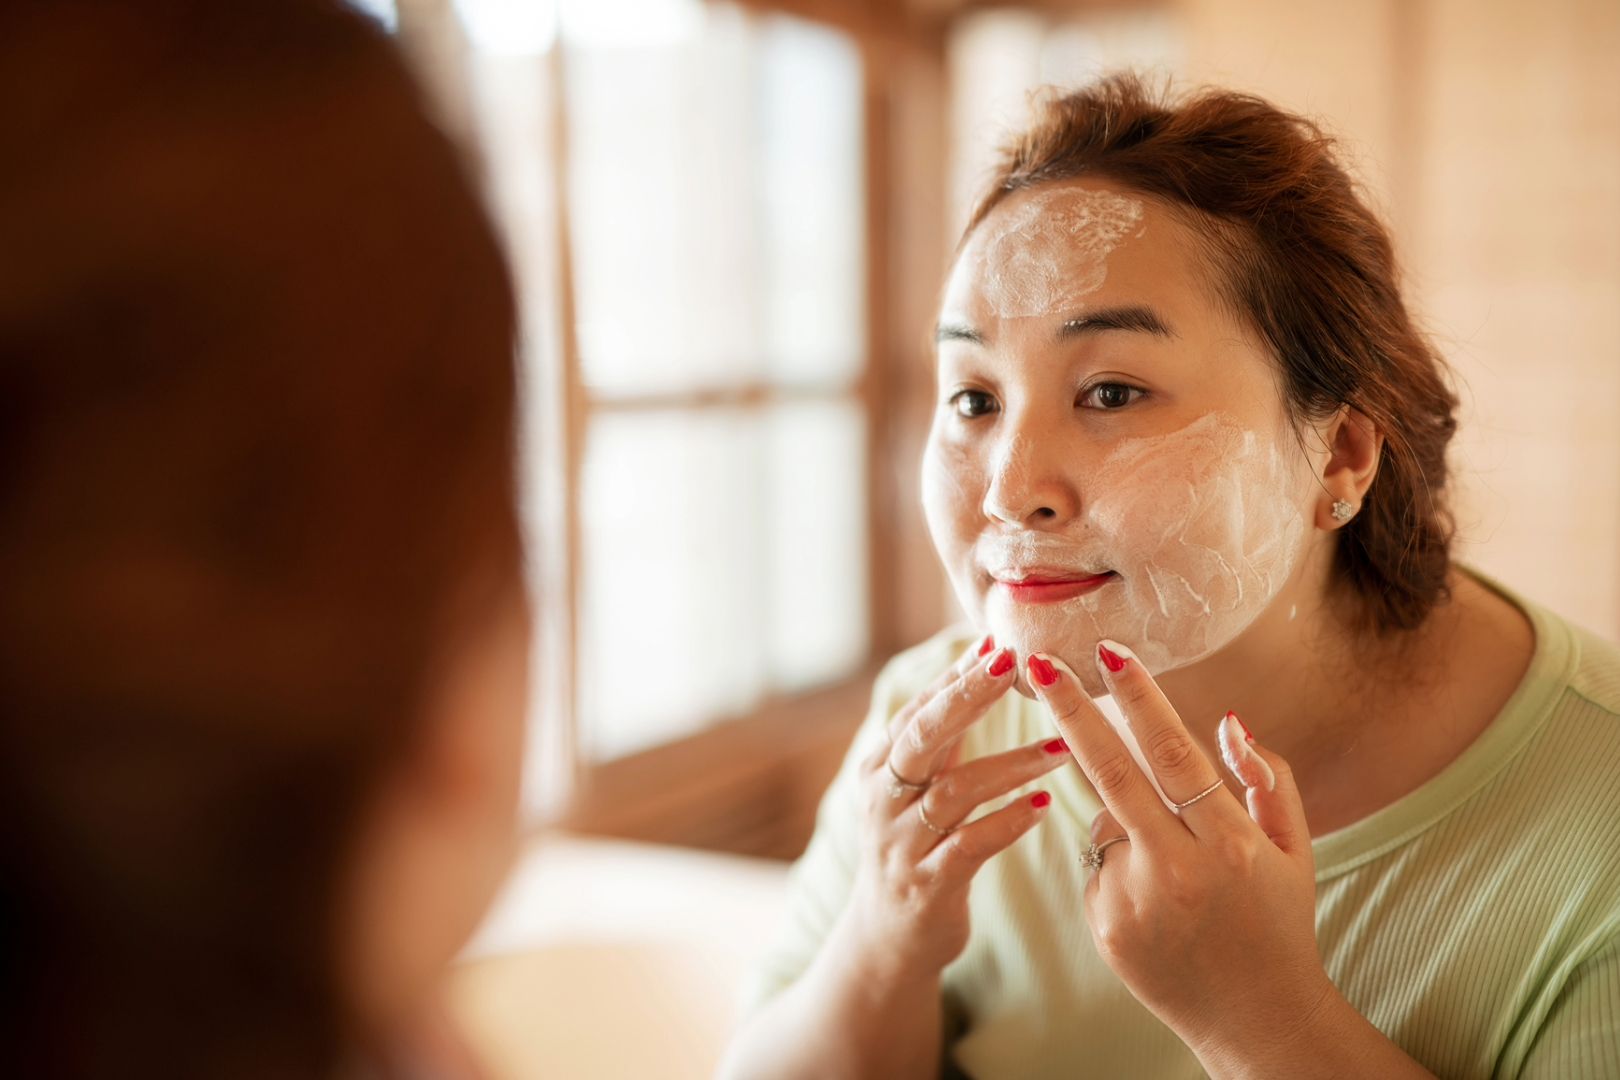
[1562,618,1620,718]
[1509,586,1620,734]
[1504,600,1620,832]
[1464,568,1620,724]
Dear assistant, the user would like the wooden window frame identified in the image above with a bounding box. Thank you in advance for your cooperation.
[399,0,957,858]
[553,2,955,859]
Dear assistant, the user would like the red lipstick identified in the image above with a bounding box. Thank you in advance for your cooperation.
[996,572,1116,604]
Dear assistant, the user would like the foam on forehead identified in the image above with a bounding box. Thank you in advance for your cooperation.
[977,186,1146,319]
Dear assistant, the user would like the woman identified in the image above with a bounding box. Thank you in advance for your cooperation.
[0,1,527,1075]
[723,75,1620,1078]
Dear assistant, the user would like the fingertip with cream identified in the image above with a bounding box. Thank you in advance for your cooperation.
[1046,654,1081,684]
[1096,639,1137,675]
[1027,652,1079,690]
[1217,711,1276,792]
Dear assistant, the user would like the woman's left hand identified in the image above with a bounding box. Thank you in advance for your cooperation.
[1028,641,1337,1071]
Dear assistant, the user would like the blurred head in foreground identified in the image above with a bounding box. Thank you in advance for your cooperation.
[0,1,528,1075]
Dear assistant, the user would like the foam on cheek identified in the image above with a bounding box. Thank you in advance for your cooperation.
[922,437,987,624]
[979,414,1307,693]
[977,188,1146,319]
[923,435,979,531]
[1102,415,1306,671]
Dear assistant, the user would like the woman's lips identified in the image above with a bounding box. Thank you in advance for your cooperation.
[995,571,1118,604]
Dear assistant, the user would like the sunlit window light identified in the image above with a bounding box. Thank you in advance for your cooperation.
[559,0,703,48]
[453,0,559,56]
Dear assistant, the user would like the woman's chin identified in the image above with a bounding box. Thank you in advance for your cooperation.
[1001,645,1109,700]
[1012,669,1037,699]
[982,607,1110,700]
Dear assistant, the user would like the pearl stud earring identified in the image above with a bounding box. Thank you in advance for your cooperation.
[1330,499,1355,523]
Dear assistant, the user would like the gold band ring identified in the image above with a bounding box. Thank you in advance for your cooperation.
[885,758,929,800]
[1171,779,1224,811]
[917,799,952,836]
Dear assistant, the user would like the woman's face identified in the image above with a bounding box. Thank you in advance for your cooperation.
[923,180,1321,698]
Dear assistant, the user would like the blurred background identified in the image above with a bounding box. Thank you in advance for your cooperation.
[351,0,1617,1074]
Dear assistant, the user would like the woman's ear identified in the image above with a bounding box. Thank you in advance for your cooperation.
[1315,406,1382,530]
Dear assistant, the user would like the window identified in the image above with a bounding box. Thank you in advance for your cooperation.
[565,5,868,761]
[401,0,881,828]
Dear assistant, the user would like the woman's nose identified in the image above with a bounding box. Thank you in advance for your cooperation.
[981,428,1080,526]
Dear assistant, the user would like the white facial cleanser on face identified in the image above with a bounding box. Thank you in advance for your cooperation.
[975,187,1145,319]
[967,414,1309,694]
[927,181,1312,698]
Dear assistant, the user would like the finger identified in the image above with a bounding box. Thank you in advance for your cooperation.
[913,736,1071,844]
[887,644,1017,786]
[1088,807,1125,845]
[882,633,996,748]
[1026,651,1176,840]
[1091,639,1247,830]
[884,634,991,743]
[1218,712,1311,861]
[921,789,1052,886]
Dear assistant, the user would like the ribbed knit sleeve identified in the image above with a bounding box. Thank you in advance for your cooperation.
[1518,934,1620,1078]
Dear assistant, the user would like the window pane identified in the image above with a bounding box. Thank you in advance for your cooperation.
[578,411,769,760]
[766,401,869,690]
[565,3,864,394]
[453,0,556,54]
[757,20,865,387]
[579,402,868,760]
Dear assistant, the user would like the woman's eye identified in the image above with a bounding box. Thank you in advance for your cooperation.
[949,389,999,418]
[1079,382,1146,410]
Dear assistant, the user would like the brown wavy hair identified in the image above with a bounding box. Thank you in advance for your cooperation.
[0,0,520,1075]
[963,74,1458,635]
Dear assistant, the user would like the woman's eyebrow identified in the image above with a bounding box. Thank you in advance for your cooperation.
[935,305,1175,348]
[935,321,985,346]
[1057,304,1177,340]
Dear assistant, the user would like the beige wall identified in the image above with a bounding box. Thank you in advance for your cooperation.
[1177,0,1620,637]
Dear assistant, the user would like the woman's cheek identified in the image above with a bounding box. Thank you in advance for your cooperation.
[1073,416,1308,675]
[1104,441,1307,672]
[921,439,986,614]
[1139,471,1253,611]
[922,411,1310,692]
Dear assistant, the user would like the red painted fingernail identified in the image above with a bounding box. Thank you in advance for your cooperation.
[988,648,1015,677]
[1030,791,1052,809]
[978,634,996,657]
[1027,654,1058,687]
[1097,643,1128,673]
[1043,738,1067,754]
[1228,710,1254,743]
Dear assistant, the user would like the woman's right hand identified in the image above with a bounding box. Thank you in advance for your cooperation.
[844,636,1070,977]
[715,636,1065,1080]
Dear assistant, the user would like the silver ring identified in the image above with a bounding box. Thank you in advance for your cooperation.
[885,758,929,800]
[1171,779,1224,811]
[1081,836,1129,870]
[916,800,952,836]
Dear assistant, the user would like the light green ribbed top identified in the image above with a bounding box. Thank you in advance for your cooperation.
[747,577,1620,1078]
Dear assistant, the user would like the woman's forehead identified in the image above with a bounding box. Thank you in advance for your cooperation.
[941,182,1217,339]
